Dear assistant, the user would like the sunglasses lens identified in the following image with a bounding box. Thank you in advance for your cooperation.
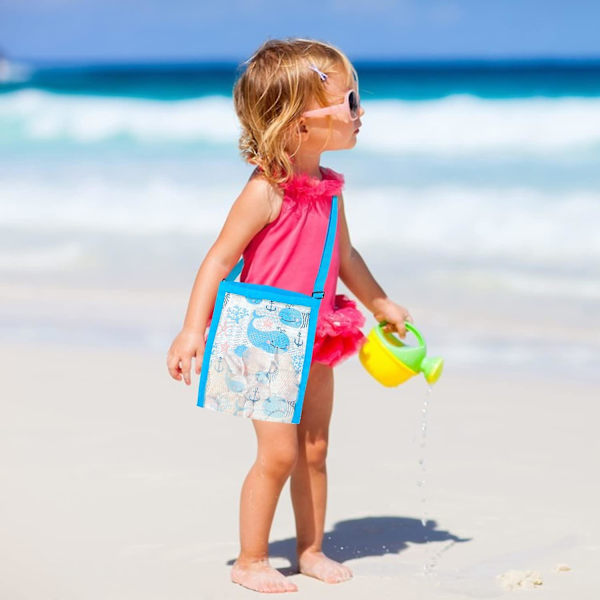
[348,91,359,118]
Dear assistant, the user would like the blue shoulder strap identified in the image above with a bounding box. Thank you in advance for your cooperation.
[225,257,244,282]
[311,194,338,299]
[225,194,339,300]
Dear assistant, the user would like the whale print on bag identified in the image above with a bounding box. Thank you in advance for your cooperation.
[278,306,303,328]
[247,310,291,353]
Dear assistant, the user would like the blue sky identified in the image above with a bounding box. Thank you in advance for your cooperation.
[1,0,599,63]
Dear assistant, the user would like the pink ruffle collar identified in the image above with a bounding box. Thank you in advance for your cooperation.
[279,166,344,202]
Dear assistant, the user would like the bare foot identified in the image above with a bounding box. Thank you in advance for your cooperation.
[231,559,298,593]
[298,550,353,584]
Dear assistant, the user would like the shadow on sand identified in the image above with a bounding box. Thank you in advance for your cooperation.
[226,515,470,575]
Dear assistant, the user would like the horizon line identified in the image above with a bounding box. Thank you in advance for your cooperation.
[7,54,600,69]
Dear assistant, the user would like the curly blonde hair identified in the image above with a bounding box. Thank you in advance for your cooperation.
[233,38,358,186]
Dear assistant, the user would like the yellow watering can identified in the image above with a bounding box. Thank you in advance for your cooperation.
[359,320,443,386]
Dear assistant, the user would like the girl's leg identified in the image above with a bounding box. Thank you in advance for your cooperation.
[231,421,299,593]
[290,361,353,584]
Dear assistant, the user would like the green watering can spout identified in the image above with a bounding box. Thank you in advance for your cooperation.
[370,321,444,385]
[420,355,444,384]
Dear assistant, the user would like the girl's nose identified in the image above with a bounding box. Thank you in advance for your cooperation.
[358,106,365,117]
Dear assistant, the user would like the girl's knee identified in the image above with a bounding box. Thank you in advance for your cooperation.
[257,443,298,479]
[302,438,328,470]
[253,421,298,479]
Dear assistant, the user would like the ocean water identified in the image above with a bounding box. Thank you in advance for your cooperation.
[1,60,599,379]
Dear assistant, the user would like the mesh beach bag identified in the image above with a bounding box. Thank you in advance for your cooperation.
[197,195,338,424]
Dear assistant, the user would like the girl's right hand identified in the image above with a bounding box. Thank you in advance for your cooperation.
[166,328,206,385]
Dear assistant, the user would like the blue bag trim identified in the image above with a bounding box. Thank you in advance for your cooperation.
[197,280,321,424]
[197,281,227,412]
[218,280,316,305]
[292,294,320,423]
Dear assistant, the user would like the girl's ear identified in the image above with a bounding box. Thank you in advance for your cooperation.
[285,119,308,154]
[297,118,309,137]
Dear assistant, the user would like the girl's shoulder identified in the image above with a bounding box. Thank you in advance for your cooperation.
[247,167,285,225]
[248,165,345,224]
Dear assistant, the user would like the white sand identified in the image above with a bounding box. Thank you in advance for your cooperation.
[1,342,599,599]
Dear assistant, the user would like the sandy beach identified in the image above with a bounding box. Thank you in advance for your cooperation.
[2,338,598,599]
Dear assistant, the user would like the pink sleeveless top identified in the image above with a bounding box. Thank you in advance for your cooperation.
[240,166,366,367]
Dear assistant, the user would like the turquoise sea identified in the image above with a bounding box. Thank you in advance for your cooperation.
[1,60,599,379]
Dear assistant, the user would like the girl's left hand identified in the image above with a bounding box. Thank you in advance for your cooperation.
[373,299,414,338]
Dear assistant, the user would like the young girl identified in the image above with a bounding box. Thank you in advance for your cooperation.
[167,38,412,594]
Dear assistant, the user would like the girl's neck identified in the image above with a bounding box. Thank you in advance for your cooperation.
[291,154,322,180]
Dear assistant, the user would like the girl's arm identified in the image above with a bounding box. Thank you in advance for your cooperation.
[167,173,277,385]
[337,193,413,337]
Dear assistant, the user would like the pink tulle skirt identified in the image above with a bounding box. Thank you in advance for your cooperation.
[311,294,367,367]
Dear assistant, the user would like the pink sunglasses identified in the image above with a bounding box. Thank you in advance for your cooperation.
[302,88,361,123]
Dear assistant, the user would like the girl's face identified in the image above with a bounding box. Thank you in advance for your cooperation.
[297,68,364,153]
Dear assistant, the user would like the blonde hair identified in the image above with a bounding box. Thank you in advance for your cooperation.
[233,38,358,186]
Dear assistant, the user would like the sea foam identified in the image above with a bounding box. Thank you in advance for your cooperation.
[2,90,600,156]
[2,176,598,270]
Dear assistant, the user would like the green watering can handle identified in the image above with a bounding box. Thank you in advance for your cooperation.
[378,320,426,348]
